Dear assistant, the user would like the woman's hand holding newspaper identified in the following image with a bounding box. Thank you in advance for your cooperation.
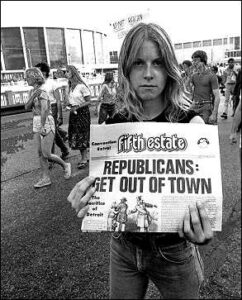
[67,176,213,245]
[178,201,213,245]
[67,176,96,219]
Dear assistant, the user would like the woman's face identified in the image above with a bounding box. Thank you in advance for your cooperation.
[129,40,168,104]
[26,75,35,87]
[66,69,72,79]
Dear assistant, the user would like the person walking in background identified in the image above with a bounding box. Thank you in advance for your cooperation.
[182,60,193,99]
[67,23,213,299]
[97,72,117,124]
[217,63,226,96]
[211,65,224,107]
[35,63,70,161]
[218,63,225,77]
[221,58,238,119]
[25,68,71,188]
[211,65,223,87]
[229,96,241,165]
[190,50,221,124]
[65,65,91,169]
[231,68,241,117]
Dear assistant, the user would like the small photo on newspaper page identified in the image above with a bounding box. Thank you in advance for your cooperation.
[82,122,223,233]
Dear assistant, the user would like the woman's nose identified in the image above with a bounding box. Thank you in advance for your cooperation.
[143,64,153,80]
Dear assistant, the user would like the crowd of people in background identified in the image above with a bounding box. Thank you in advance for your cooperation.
[24,62,120,188]
[180,56,241,122]
[21,21,241,300]
[24,44,241,189]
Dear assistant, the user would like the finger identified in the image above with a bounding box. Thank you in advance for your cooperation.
[196,201,213,240]
[178,217,184,238]
[67,176,96,209]
[183,209,193,240]
[75,186,96,213]
[67,176,95,202]
[189,204,204,238]
[77,205,90,219]
[67,182,80,204]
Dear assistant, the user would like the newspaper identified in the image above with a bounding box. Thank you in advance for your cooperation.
[82,122,223,233]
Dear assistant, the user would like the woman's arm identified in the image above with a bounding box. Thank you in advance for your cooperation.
[80,95,92,107]
[97,85,106,102]
[67,176,97,218]
[25,89,40,110]
[39,92,49,136]
[25,96,34,110]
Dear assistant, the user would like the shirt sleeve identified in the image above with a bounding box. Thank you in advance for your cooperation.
[53,79,61,91]
[46,78,57,92]
[79,84,91,97]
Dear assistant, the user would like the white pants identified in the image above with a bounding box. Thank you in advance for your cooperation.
[223,83,235,114]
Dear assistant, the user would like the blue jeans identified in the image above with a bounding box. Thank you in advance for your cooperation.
[110,233,204,299]
[192,103,213,124]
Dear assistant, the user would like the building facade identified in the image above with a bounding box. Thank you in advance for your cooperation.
[174,35,241,64]
[1,26,111,73]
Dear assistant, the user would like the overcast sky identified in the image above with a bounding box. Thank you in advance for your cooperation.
[2,1,241,48]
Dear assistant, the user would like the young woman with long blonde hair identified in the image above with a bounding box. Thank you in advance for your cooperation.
[65,65,91,169]
[67,23,213,299]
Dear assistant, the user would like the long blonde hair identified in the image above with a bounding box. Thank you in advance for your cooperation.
[118,22,192,122]
[25,67,45,87]
[66,65,90,93]
[25,67,46,101]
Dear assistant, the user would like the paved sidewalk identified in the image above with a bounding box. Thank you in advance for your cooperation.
[1,100,241,299]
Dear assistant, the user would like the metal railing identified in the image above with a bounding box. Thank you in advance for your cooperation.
[1,83,103,115]
[1,83,102,107]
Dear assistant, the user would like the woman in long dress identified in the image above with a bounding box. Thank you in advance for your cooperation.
[66,65,91,169]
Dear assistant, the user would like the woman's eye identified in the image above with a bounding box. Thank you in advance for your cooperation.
[133,60,143,66]
[153,60,163,66]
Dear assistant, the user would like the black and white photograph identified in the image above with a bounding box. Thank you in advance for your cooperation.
[1,1,241,299]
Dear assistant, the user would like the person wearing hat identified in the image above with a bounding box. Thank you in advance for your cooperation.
[116,197,128,232]
[107,201,119,231]
[190,50,221,124]
[129,196,157,232]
